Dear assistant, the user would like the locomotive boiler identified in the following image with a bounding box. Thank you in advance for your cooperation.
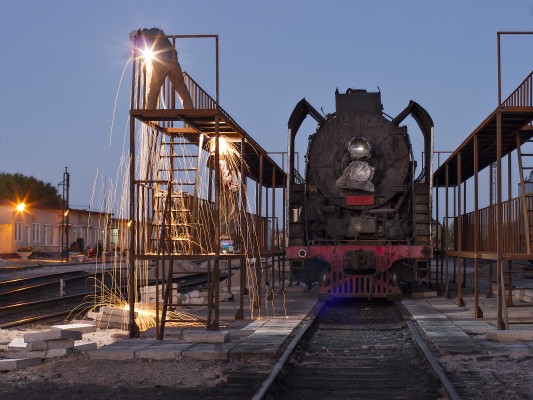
[286,88,433,298]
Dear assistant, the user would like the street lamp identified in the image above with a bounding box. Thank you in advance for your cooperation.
[58,167,70,262]
[16,202,26,213]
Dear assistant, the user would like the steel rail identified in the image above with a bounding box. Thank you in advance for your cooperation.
[405,320,462,400]
[0,310,73,329]
[0,291,94,313]
[0,272,224,313]
[0,270,88,288]
[396,301,462,400]
[251,300,325,400]
[0,274,90,298]
[0,272,228,329]
[254,300,461,400]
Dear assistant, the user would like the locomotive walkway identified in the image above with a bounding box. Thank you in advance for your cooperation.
[403,294,533,355]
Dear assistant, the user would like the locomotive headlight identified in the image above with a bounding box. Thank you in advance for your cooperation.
[348,138,371,159]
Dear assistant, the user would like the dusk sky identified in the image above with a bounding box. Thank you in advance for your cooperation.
[2,1,533,212]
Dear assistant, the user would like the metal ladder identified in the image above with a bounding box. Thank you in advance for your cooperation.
[151,134,204,255]
[413,182,431,283]
[151,133,221,338]
[497,133,533,326]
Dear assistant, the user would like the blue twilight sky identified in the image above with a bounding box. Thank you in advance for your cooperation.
[1,0,533,213]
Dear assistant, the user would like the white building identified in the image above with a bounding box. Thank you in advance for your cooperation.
[0,200,114,255]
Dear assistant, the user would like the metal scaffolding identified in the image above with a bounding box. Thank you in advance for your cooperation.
[433,32,533,329]
[127,34,286,338]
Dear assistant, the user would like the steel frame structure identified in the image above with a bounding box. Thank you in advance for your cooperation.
[433,32,533,329]
[127,35,286,338]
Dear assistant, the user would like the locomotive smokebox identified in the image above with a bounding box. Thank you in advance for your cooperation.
[335,88,382,116]
[287,87,433,297]
[308,89,410,213]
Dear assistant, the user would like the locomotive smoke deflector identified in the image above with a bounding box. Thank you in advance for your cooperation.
[391,100,434,184]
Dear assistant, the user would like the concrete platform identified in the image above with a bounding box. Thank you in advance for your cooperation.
[88,282,533,362]
[402,292,533,355]
[89,284,318,361]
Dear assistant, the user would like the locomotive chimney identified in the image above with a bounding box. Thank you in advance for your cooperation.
[335,88,382,116]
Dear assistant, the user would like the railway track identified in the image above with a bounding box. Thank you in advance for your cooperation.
[0,271,93,306]
[0,270,227,328]
[252,299,458,400]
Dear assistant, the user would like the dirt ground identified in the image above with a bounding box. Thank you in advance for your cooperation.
[0,324,266,400]
[2,320,533,399]
[440,352,533,400]
[1,258,533,399]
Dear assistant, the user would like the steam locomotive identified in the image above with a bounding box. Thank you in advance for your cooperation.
[286,88,433,299]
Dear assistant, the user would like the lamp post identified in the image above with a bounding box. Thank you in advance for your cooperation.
[14,202,28,255]
[58,167,70,262]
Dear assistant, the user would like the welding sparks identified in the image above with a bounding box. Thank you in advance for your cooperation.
[141,47,155,62]
[77,56,290,334]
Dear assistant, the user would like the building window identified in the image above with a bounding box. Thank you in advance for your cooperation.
[52,226,59,246]
[89,226,96,245]
[44,225,58,246]
[14,222,23,242]
[44,225,51,246]
[32,223,41,243]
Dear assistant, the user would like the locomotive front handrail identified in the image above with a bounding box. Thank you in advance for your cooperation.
[293,168,305,184]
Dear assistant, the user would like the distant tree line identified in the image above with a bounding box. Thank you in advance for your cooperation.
[0,173,62,208]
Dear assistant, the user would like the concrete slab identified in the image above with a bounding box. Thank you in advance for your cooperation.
[0,358,41,371]
[73,342,98,353]
[135,343,194,360]
[410,291,439,298]
[7,337,27,350]
[26,339,74,351]
[101,306,138,318]
[181,342,238,361]
[182,330,230,343]
[241,320,268,330]
[92,319,127,330]
[245,333,287,343]
[486,330,533,341]
[92,313,129,325]
[51,323,97,333]
[24,329,82,342]
[88,342,152,360]
[6,348,74,359]
[229,343,279,361]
